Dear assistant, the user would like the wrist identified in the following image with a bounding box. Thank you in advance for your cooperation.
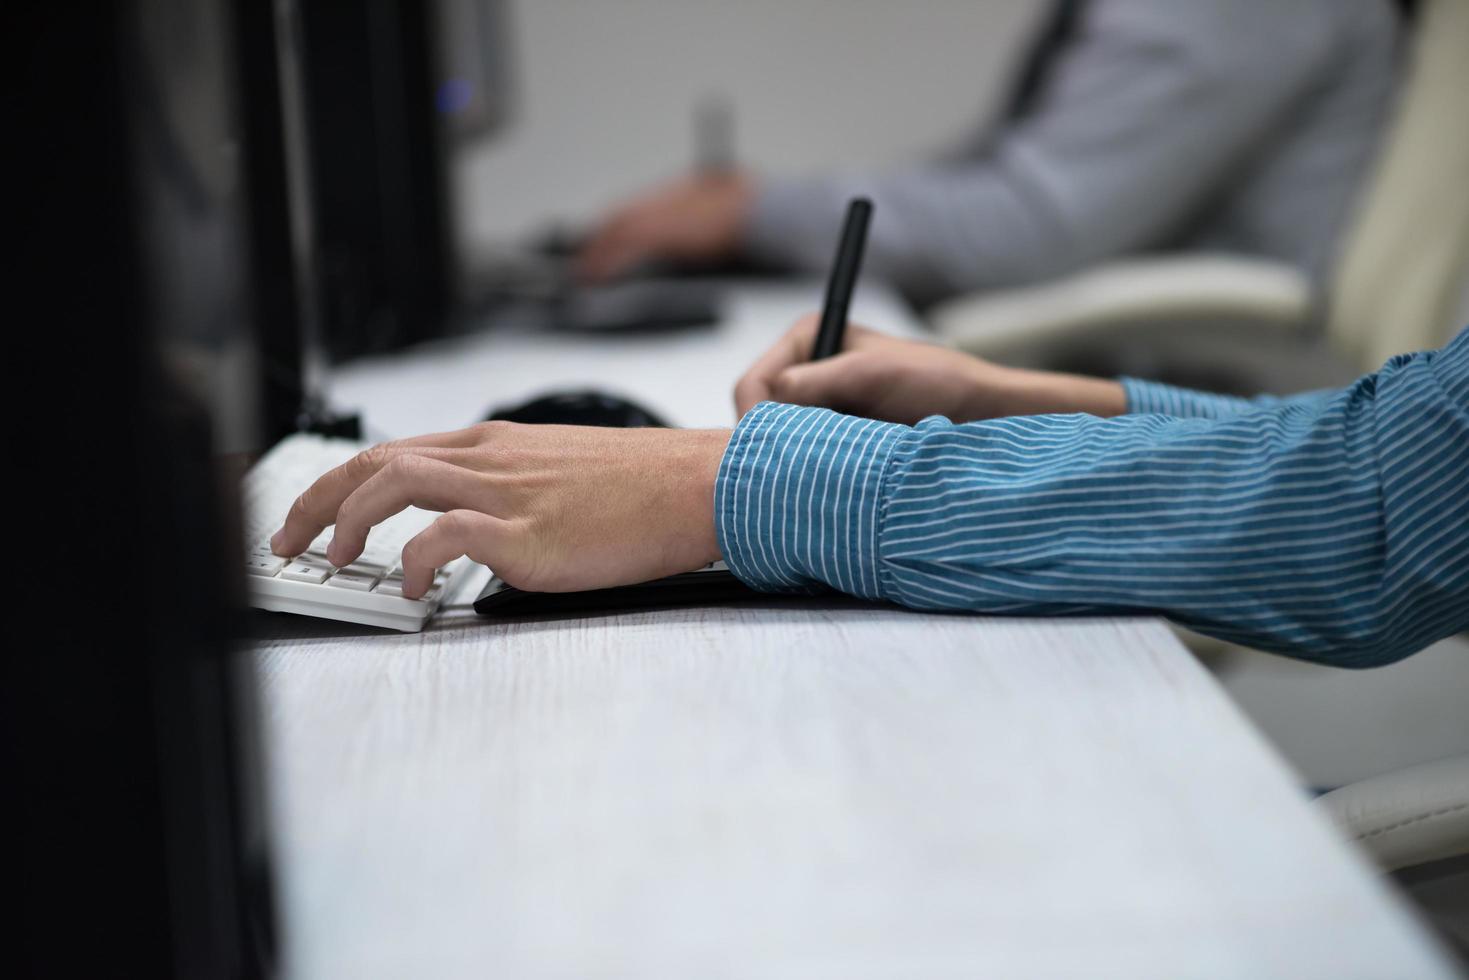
[741,175,813,264]
[987,366,1127,418]
[959,362,1038,420]
[723,174,757,251]
[684,428,733,565]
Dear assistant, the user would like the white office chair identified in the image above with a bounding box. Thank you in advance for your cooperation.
[930,0,1469,388]
[1318,754,1469,873]
[1317,755,1469,960]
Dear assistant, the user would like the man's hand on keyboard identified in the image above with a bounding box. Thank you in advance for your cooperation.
[270,423,731,598]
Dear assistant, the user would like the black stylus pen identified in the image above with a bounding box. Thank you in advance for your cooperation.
[810,197,873,360]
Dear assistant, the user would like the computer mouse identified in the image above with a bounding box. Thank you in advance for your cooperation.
[485,389,669,428]
[549,280,719,334]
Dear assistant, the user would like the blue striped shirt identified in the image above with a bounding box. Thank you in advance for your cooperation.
[714,328,1469,667]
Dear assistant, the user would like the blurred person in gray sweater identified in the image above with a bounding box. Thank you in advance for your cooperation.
[577,0,1403,305]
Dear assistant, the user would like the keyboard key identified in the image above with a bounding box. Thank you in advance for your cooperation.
[280,557,334,584]
[348,557,392,575]
[245,554,286,577]
[377,580,442,603]
[384,561,445,579]
[360,549,399,570]
[327,570,378,591]
[374,576,408,598]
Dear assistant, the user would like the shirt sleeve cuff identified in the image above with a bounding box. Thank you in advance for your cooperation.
[741,176,840,271]
[715,402,905,599]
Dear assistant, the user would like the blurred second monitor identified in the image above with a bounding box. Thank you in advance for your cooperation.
[296,0,513,361]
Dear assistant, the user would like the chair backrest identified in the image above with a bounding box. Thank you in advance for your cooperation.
[1328,0,1469,370]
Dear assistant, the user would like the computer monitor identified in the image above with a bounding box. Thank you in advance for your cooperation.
[294,0,515,361]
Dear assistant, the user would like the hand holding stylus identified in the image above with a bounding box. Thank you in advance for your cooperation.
[734,316,1127,423]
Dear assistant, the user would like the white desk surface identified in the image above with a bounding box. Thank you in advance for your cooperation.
[256,282,1453,978]
[327,281,929,437]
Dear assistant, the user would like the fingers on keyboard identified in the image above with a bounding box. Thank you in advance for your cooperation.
[253,548,446,600]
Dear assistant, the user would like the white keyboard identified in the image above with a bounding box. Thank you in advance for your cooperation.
[243,433,474,632]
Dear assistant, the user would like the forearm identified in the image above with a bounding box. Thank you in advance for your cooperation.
[985,369,1331,422]
[988,368,1127,419]
[716,332,1469,666]
[741,166,1077,302]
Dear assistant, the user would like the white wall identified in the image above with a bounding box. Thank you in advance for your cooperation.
[453,0,1038,246]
